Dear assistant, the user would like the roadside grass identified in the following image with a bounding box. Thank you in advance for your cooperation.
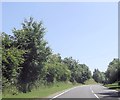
[2,79,96,99]
[0,94,1,98]
[84,78,97,85]
[2,82,80,99]
[104,82,120,91]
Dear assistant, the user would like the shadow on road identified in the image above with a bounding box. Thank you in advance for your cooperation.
[97,91,120,98]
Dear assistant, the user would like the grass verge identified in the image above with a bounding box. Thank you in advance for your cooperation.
[2,82,80,99]
[2,79,97,99]
[84,78,97,85]
[104,82,120,91]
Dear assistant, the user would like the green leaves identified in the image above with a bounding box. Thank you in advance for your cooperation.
[93,58,120,84]
[11,18,51,92]
[43,54,71,83]
[63,57,91,83]
[2,33,25,86]
[93,69,105,83]
[105,58,119,84]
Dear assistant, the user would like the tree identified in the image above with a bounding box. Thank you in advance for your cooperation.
[118,59,120,85]
[12,17,51,92]
[63,57,91,83]
[105,58,119,84]
[93,69,105,83]
[2,33,25,89]
[63,57,79,83]
[43,54,71,84]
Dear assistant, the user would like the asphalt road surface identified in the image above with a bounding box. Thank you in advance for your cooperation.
[49,84,120,100]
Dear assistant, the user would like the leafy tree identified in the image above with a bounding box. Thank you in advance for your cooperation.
[43,54,71,84]
[2,33,25,89]
[105,58,119,84]
[63,57,91,83]
[118,59,120,85]
[93,69,105,83]
[93,58,120,84]
[80,64,91,83]
[63,57,78,82]
[12,17,51,92]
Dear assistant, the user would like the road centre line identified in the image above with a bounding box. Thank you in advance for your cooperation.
[90,86,99,99]
[50,85,100,100]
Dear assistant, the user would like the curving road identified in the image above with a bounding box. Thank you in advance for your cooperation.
[49,84,119,100]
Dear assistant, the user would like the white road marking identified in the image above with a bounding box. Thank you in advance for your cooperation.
[90,86,94,93]
[91,90,94,93]
[94,94,99,99]
[90,86,99,99]
[50,85,101,100]
[49,86,80,100]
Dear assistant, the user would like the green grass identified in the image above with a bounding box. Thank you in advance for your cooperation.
[104,82,120,91]
[2,82,80,99]
[84,78,97,85]
[0,94,1,98]
[2,79,96,99]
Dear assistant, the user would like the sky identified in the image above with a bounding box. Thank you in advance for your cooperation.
[2,2,118,72]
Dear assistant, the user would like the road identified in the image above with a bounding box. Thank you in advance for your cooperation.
[49,84,120,100]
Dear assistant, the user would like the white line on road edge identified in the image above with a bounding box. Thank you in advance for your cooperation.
[49,86,80,100]
[90,86,99,99]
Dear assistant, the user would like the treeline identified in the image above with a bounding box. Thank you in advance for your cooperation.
[2,18,91,94]
[93,58,120,84]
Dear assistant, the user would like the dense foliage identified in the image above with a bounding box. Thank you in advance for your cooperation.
[2,18,92,94]
[93,69,105,83]
[2,33,25,89]
[105,58,120,84]
[93,58,120,85]
[63,57,91,83]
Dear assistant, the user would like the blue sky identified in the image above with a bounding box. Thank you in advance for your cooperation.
[2,2,118,72]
